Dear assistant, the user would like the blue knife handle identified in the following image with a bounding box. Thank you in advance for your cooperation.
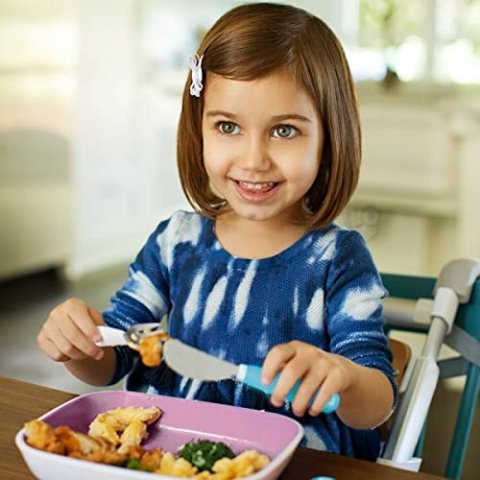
[241,364,340,413]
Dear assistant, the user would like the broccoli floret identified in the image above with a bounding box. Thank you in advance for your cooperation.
[178,440,235,472]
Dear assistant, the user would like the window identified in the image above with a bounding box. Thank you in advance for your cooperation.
[351,0,480,83]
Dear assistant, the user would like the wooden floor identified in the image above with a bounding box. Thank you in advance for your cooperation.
[0,267,478,479]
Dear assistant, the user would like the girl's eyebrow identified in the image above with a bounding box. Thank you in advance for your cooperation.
[206,110,312,123]
[271,114,312,123]
[206,110,238,119]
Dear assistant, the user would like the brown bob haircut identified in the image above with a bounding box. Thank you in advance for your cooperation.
[177,2,361,230]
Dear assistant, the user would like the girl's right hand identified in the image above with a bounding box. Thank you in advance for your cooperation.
[37,298,105,363]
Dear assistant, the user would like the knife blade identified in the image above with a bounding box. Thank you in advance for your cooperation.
[163,339,340,414]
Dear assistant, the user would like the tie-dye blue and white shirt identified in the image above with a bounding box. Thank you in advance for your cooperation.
[104,210,396,460]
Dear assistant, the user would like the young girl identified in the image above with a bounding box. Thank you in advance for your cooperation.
[38,3,396,460]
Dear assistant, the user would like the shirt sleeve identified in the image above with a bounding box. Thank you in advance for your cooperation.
[103,220,171,385]
[325,229,398,410]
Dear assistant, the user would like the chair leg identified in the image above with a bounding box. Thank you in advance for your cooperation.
[445,363,480,479]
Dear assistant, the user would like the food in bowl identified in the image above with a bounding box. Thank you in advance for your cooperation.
[23,405,270,479]
[88,406,162,453]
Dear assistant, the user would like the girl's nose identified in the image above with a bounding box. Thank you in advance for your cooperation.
[239,137,271,171]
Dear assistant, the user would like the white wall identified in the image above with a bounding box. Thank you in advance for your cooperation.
[347,89,480,276]
[67,0,186,279]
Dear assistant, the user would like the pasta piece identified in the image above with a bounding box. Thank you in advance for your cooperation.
[213,450,270,479]
[103,406,161,427]
[88,414,120,445]
[156,452,198,477]
[118,419,147,454]
[88,406,161,449]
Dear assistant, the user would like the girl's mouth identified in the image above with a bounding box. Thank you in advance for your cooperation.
[233,180,280,202]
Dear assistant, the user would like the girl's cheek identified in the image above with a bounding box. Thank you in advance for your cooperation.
[205,143,236,168]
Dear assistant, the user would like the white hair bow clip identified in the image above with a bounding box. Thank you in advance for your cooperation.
[188,54,204,98]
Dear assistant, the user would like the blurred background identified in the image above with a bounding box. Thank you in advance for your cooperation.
[0,0,479,477]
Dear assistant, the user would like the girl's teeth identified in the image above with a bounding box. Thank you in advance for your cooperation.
[239,181,276,191]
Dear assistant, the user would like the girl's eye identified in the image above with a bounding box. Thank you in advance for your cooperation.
[272,124,298,139]
[217,121,240,135]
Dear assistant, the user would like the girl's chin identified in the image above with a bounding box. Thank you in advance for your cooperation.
[226,203,284,223]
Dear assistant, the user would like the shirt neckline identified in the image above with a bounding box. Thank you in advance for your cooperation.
[203,216,319,270]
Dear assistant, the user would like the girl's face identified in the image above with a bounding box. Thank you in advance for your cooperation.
[202,70,324,226]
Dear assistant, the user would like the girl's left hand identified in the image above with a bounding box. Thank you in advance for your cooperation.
[261,341,358,417]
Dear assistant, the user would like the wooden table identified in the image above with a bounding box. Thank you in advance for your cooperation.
[0,376,444,480]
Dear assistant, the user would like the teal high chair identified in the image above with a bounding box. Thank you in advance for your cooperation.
[376,259,480,479]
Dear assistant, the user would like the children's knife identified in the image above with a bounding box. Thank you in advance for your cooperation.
[162,338,340,414]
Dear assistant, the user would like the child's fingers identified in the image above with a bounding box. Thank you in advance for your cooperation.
[37,329,73,362]
[42,306,103,360]
[38,298,105,362]
[46,323,94,361]
[270,357,309,408]
[87,306,106,340]
[57,315,104,359]
[290,368,328,416]
[61,299,104,342]
[308,374,342,416]
[41,336,85,362]
[261,343,295,384]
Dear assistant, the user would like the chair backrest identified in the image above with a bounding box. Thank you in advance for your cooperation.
[388,338,412,389]
[379,338,412,442]
[379,265,480,480]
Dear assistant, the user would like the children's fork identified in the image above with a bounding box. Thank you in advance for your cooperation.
[95,323,165,350]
